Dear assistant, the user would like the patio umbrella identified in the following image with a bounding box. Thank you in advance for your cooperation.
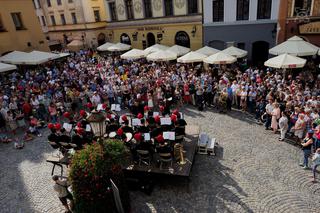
[146,50,177,62]
[67,40,84,52]
[264,53,306,69]
[0,63,17,72]
[221,46,247,58]
[120,49,145,60]
[143,44,169,55]
[269,36,319,56]
[177,51,207,63]
[107,43,131,52]
[168,45,190,56]
[195,46,220,56]
[203,52,237,64]
[97,42,115,51]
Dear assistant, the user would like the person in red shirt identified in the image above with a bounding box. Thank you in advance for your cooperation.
[22,100,32,120]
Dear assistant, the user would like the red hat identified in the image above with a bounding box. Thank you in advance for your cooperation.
[117,128,124,135]
[134,132,142,141]
[121,115,128,122]
[54,123,61,130]
[80,110,86,117]
[154,115,160,123]
[102,103,107,109]
[106,114,112,119]
[48,123,54,129]
[173,109,179,116]
[77,128,85,135]
[63,112,71,118]
[137,113,143,119]
[156,134,164,143]
[86,102,93,108]
[76,122,82,128]
[159,106,164,112]
[144,106,149,112]
[171,114,177,123]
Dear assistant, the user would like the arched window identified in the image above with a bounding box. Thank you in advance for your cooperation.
[175,31,190,48]
[120,33,131,45]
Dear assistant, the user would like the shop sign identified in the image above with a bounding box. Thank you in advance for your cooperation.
[299,21,320,34]
[137,26,163,31]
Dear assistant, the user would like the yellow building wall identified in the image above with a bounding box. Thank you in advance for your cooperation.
[0,0,49,55]
[108,22,202,50]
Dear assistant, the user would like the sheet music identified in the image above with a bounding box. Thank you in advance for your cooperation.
[131,118,141,126]
[160,117,172,125]
[85,124,91,132]
[163,131,175,140]
[63,123,73,132]
[111,104,116,111]
[179,112,184,119]
[144,133,151,141]
[153,112,159,117]
[97,104,103,111]
[115,104,121,112]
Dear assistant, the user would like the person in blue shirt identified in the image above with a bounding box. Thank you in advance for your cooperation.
[227,84,233,111]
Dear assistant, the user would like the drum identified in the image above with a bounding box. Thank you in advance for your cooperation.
[125,132,133,143]
[109,132,117,138]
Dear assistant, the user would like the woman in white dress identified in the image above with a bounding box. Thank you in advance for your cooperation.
[278,111,288,141]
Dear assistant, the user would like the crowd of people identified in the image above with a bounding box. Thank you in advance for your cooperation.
[0,49,319,180]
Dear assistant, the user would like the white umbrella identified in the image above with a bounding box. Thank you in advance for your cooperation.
[146,50,177,62]
[168,45,190,56]
[221,46,247,58]
[203,52,237,64]
[67,40,84,51]
[195,46,220,56]
[120,49,145,60]
[269,36,319,56]
[0,63,17,73]
[264,53,306,69]
[143,44,169,55]
[177,51,207,63]
[97,42,115,51]
[107,43,131,52]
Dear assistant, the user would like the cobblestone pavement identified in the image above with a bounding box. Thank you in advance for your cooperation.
[1,107,320,213]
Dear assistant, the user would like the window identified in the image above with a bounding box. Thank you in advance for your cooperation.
[212,0,224,22]
[144,0,152,18]
[57,0,62,5]
[60,14,66,25]
[94,10,101,22]
[50,15,56,25]
[71,12,77,24]
[125,0,134,20]
[11,13,25,30]
[188,0,198,14]
[257,0,272,19]
[237,0,249,20]
[109,2,117,21]
[164,0,173,16]
[293,0,312,16]
[0,14,5,31]
[47,0,51,7]
[41,16,46,26]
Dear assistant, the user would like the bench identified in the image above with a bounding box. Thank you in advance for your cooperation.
[207,138,216,156]
[46,156,70,176]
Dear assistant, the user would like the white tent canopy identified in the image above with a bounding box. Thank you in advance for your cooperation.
[264,53,306,69]
[203,52,237,64]
[143,44,169,55]
[146,50,177,61]
[221,46,248,58]
[107,43,131,52]
[168,45,190,56]
[195,46,220,56]
[67,40,84,51]
[120,49,145,60]
[177,51,207,63]
[97,42,115,51]
[0,63,17,73]
[269,36,319,56]
[29,50,60,60]
[0,51,29,64]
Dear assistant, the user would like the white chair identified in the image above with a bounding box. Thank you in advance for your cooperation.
[198,132,208,154]
[207,138,216,156]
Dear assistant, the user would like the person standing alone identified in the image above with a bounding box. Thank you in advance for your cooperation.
[52,175,74,213]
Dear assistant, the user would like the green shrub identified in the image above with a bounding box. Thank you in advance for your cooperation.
[69,139,131,213]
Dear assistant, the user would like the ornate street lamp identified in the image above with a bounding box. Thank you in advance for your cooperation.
[87,110,106,139]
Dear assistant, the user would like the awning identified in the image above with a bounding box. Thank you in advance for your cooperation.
[107,43,131,52]
[146,50,177,61]
[67,40,84,52]
[177,51,207,63]
[269,36,319,56]
[0,51,29,64]
[120,49,145,60]
[0,63,17,73]
[264,53,306,69]
[203,52,237,64]
[97,42,115,51]
[143,44,170,55]
[221,46,247,58]
[0,50,62,65]
[168,45,190,56]
[195,46,220,56]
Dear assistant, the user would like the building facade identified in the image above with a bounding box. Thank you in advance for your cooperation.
[40,0,108,50]
[103,0,203,50]
[277,0,320,47]
[0,0,49,55]
[203,0,280,64]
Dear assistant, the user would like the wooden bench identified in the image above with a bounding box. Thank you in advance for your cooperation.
[46,156,70,176]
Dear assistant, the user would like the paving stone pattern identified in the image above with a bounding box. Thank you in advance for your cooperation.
[1,107,320,213]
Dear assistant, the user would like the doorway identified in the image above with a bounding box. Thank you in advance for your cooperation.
[175,31,190,48]
[252,41,269,66]
[97,33,106,46]
[147,33,156,47]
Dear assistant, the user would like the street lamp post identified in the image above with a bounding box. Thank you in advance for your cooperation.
[87,110,106,146]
